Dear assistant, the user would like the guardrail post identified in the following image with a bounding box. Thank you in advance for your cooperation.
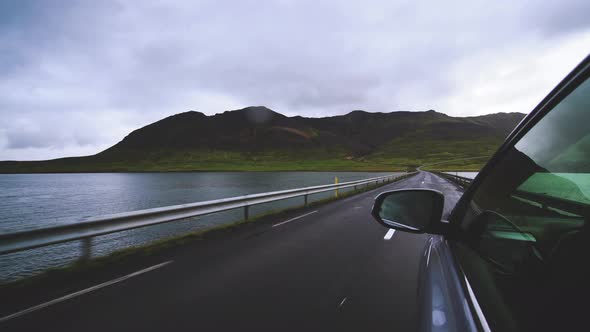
[244,205,249,221]
[80,237,92,262]
[304,194,308,206]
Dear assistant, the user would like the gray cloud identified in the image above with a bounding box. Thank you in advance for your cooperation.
[1,0,589,160]
[523,1,590,36]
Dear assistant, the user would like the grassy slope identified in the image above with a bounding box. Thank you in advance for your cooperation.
[365,137,502,171]
[0,149,393,172]
[0,136,501,173]
[0,109,525,173]
[0,109,524,173]
[0,140,498,173]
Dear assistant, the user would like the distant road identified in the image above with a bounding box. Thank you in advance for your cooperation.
[1,172,464,331]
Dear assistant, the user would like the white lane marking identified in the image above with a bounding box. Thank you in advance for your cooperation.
[272,210,318,227]
[338,297,348,308]
[0,261,173,323]
[384,229,396,240]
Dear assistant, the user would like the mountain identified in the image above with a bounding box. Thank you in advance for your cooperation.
[0,107,525,172]
[103,107,323,153]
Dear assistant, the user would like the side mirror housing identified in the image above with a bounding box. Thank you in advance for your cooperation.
[371,189,446,234]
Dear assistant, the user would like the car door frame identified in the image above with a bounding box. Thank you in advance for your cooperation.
[442,54,590,331]
[450,54,590,226]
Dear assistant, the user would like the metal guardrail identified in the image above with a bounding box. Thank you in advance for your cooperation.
[434,172,474,188]
[0,173,412,261]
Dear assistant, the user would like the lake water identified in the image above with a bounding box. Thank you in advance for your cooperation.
[0,172,398,282]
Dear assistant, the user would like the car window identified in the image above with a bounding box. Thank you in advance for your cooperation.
[453,73,590,331]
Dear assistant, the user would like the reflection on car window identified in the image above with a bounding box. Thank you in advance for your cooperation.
[517,173,590,206]
[455,74,590,331]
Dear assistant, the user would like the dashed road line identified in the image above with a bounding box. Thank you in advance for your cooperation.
[384,229,396,240]
[272,210,318,227]
[338,297,348,309]
[0,261,173,323]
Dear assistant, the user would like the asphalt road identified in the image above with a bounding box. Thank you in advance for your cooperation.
[1,171,464,332]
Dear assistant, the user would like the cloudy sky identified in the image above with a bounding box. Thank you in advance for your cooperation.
[1,0,589,160]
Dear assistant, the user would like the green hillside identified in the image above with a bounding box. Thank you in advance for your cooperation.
[0,107,525,173]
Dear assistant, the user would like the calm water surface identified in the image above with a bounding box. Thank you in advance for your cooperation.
[0,172,397,281]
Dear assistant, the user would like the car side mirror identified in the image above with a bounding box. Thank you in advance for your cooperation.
[371,189,445,234]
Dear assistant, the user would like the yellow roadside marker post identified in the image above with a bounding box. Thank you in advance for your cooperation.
[335,176,339,198]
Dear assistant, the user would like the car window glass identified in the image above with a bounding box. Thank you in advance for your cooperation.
[454,74,590,331]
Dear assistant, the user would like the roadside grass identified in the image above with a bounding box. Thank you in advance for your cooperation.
[0,157,405,173]
[364,138,500,171]
[0,172,416,290]
[0,137,504,173]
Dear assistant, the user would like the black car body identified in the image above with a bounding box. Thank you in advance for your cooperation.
[373,54,590,332]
